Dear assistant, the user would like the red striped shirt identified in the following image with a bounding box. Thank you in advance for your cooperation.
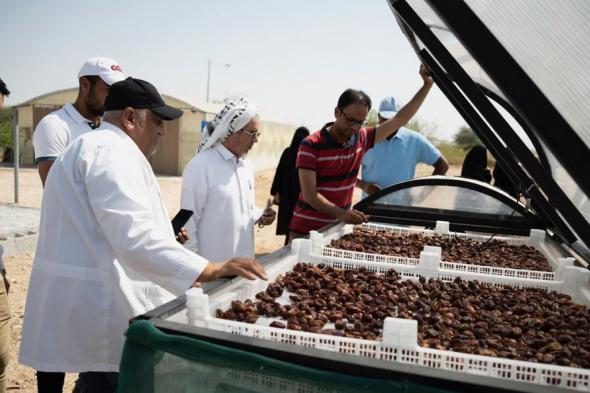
[289,123,376,234]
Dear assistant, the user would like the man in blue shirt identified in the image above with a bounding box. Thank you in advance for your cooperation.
[356,96,449,197]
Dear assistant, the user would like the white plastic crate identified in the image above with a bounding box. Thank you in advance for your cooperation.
[310,222,573,282]
[174,239,590,392]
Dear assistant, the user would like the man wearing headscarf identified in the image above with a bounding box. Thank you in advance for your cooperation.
[181,97,276,261]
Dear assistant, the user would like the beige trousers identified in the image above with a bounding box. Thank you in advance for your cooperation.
[0,272,10,393]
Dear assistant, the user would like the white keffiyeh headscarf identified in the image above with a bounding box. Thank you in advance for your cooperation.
[197,97,258,153]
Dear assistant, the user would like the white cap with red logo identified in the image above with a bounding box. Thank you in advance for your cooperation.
[78,57,126,86]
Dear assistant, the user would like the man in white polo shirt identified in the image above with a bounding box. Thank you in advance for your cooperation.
[32,57,126,186]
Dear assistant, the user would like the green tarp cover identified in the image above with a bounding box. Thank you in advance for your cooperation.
[119,320,454,393]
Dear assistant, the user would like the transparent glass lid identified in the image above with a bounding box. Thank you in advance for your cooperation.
[373,182,522,217]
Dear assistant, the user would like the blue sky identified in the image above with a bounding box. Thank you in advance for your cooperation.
[2,0,466,140]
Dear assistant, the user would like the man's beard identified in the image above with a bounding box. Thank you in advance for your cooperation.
[85,90,104,117]
[86,100,104,117]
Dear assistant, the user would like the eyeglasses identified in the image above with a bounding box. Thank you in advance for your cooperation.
[338,108,367,127]
[242,129,261,139]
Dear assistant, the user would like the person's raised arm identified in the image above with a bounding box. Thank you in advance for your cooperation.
[375,64,433,144]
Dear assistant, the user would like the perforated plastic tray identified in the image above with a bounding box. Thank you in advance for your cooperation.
[310,222,574,282]
[172,238,590,392]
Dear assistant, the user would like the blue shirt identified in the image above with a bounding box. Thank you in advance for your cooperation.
[361,127,441,194]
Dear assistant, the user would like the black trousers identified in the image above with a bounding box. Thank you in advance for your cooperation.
[37,371,118,393]
[37,371,64,393]
[74,372,118,393]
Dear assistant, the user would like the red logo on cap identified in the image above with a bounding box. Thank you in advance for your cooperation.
[111,65,123,72]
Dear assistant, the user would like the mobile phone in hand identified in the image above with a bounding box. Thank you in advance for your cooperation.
[171,209,193,235]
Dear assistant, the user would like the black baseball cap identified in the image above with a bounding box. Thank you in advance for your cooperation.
[104,77,183,120]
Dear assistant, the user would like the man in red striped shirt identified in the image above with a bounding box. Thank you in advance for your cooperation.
[288,65,433,240]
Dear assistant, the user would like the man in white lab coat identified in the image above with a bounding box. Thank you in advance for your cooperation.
[181,97,276,262]
[19,78,266,392]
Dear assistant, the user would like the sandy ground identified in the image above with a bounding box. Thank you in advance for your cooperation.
[0,164,460,391]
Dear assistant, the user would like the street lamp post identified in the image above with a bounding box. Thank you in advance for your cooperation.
[206,60,231,102]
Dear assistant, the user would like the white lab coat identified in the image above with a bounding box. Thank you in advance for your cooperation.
[19,123,207,372]
[180,144,263,262]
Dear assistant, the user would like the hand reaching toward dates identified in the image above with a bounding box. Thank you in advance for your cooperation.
[338,209,368,225]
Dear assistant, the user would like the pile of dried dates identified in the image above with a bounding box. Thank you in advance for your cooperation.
[330,227,552,272]
[216,263,590,368]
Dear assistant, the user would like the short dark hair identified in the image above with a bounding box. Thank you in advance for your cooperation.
[81,75,100,89]
[337,89,371,110]
[0,78,10,97]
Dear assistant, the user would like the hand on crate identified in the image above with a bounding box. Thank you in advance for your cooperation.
[338,209,369,225]
[197,257,268,283]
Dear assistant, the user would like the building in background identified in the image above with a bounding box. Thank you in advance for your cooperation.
[14,88,294,174]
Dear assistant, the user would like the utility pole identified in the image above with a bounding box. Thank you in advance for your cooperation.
[12,107,19,204]
[206,60,231,102]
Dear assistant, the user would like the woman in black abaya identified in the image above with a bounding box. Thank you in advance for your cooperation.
[270,127,310,245]
[461,145,492,183]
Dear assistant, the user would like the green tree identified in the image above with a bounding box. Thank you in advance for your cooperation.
[0,107,12,147]
[453,126,481,149]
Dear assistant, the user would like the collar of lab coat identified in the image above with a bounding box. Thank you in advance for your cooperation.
[214,143,244,163]
[64,103,91,124]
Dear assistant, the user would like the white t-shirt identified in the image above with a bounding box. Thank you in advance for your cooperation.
[32,103,97,162]
[20,123,207,372]
[181,144,263,262]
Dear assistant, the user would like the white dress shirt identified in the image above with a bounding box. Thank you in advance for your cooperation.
[20,122,207,372]
[181,144,262,262]
[32,103,97,162]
